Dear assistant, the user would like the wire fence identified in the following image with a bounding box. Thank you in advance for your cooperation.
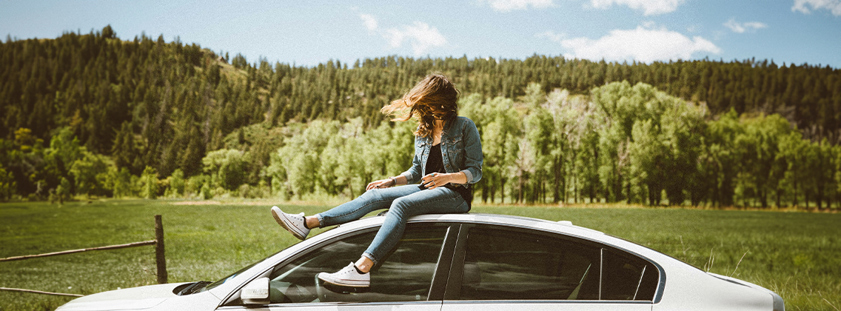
[0,215,167,297]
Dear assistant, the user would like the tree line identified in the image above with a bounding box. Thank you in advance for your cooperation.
[1,26,840,208]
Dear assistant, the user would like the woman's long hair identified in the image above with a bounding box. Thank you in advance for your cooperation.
[381,74,459,138]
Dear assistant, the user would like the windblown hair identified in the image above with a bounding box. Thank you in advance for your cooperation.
[381,74,459,138]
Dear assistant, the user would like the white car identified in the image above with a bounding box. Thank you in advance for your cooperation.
[57,213,784,311]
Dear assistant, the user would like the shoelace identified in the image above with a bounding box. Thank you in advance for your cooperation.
[294,214,306,226]
[339,264,355,276]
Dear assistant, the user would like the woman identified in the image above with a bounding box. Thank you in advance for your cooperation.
[271,73,482,288]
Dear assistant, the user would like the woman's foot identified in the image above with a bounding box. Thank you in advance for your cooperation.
[271,206,310,240]
[317,262,370,288]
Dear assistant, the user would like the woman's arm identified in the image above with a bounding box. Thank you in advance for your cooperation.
[459,118,483,184]
[421,172,466,189]
[366,175,409,190]
[391,175,408,185]
[399,136,423,185]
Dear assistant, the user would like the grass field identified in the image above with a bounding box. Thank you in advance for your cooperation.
[1,199,839,311]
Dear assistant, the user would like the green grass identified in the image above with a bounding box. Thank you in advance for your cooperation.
[1,200,838,311]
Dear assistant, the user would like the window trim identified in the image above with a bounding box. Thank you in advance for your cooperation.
[599,248,604,300]
[633,265,647,300]
[443,223,665,304]
[440,300,656,305]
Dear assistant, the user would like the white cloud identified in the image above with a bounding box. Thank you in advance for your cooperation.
[723,18,768,33]
[359,14,378,32]
[358,14,447,56]
[744,22,768,30]
[535,30,565,43]
[589,0,683,15]
[792,0,841,16]
[559,25,721,63]
[479,0,555,12]
[383,22,447,55]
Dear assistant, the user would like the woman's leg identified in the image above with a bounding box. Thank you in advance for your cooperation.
[362,186,468,264]
[317,187,468,288]
[315,185,422,227]
[273,186,422,240]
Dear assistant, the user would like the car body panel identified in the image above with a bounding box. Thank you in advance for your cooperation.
[442,301,652,311]
[55,283,220,311]
[56,213,782,311]
[651,266,772,311]
[218,301,442,311]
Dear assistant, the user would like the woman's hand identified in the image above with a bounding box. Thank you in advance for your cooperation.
[421,172,455,190]
[366,178,396,190]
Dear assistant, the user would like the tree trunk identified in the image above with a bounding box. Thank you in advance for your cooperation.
[481,181,488,203]
[500,177,506,205]
[562,172,567,204]
[760,187,768,208]
[793,165,798,207]
[805,191,809,209]
[553,155,562,203]
[648,185,654,206]
[817,183,824,210]
[572,152,578,204]
[490,181,495,204]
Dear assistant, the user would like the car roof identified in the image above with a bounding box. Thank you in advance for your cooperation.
[336,213,607,240]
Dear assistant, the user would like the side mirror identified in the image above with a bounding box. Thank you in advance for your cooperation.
[241,277,270,305]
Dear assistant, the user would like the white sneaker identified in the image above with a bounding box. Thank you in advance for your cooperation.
[271,206,310,240]
[317,263,370,288]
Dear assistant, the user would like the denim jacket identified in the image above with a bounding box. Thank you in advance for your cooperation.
[401,116,483,187]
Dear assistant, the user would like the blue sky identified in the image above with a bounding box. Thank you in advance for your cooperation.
[1,0,840,68]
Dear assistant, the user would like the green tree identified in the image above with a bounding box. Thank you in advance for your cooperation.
[166,168,186,197]
[658,92,707,206]
[105,167,135,198]
[735,114,792,207]
[69,150,109,197]
[701,109,743,207]
[523,102,553,203]
[56,177,72,204]
[0,163,15,201]
[140,166,159,199]
[202,149,250,192]
[461,95,521,203]
[629,119,666,205]
[778,131,808,207]
[593,81,707,205]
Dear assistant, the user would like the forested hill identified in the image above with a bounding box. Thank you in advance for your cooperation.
[1,26,840,204]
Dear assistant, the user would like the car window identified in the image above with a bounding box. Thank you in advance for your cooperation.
[458,226,601,300]
[457,226,660,302]
[601,248,658,301]
[266,224,448,304]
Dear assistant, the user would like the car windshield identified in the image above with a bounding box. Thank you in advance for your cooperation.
[202,261,260,292]
[202,239,312,293]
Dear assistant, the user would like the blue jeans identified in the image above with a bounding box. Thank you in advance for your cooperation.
[316,185,469,264]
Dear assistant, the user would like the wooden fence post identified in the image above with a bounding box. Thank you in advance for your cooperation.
[155,215,167,284]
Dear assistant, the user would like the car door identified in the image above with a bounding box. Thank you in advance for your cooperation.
[441,224,656,311]
[217,222,456,311]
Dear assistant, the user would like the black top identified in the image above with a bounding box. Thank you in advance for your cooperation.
[424,143,473,208]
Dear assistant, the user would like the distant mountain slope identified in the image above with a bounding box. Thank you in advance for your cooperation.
[1,26,840,179]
